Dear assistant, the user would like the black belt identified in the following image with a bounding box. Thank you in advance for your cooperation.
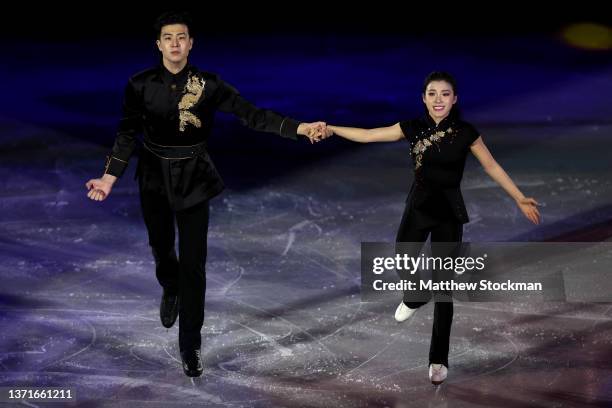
[143,140,207,160]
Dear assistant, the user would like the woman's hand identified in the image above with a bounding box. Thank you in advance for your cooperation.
[517,197,541,224]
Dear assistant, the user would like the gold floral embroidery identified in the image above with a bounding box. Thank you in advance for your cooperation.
[178,73,205,132]
[412,126,454,170]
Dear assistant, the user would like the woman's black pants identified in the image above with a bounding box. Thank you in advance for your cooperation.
[395,207,463,367]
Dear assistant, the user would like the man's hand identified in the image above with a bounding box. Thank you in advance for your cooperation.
[86,174,117,201]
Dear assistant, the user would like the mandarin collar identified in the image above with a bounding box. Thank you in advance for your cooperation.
[423,112,456,129]
[160,63,191,84]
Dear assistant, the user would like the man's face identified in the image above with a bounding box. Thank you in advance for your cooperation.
[156,24,193,65]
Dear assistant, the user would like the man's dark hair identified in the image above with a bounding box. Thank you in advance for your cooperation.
[154,11,194,39]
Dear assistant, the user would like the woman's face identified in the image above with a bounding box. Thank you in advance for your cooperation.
[422,80,457,122]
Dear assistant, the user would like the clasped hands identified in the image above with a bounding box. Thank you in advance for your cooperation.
[298,122,334,144]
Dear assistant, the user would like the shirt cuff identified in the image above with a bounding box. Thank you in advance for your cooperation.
[279,117,300,140]
[104,155,129,178]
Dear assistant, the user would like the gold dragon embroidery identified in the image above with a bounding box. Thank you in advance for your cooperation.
[178,73,206,132]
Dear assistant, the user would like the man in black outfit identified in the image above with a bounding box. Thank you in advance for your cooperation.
[85,11,328,377]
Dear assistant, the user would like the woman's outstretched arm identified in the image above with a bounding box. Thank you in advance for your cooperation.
[470,136,541,224]
[327,123,404,143]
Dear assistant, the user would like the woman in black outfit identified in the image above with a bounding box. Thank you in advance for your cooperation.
[325,71,541,385]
